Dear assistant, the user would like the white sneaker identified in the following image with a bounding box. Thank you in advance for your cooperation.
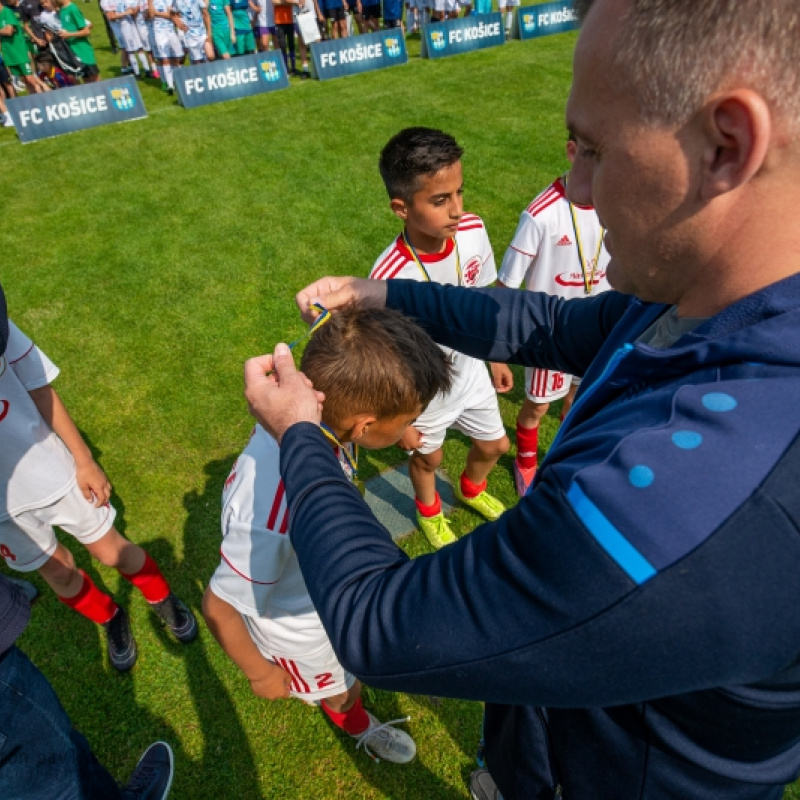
[2,115,13,128]
[352,712,416,764]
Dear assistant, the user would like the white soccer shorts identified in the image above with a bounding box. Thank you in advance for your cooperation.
[412,360,505,454]
[153,28,184,59]
[246,615,356,703]
[433,0,458,12]
[183,30,208,61]
[117,18,144,52]
[136,16,152,50]
[0,483,117,573]
[525,367,581,403]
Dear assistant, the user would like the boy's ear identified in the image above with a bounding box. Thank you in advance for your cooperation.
[390,198,408,221]
[348,414,378,441]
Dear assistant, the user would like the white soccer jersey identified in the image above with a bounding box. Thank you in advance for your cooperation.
[498,177,611,299]
[149,0,177,32]
[0,322,76,523]
[209,425,358,696]
[370,214,503,447]
[173,0,206,34]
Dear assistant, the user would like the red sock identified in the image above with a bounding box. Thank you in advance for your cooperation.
[321,696,371,736]
[59,569,118,624]
[516,423,539,470]
[415,492,442,517]
[120,552,170,604]
[459,472,487,499]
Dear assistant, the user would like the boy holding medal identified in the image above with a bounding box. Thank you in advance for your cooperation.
[370,127,510,550]
[203,305,451,763]
[491,137,611,496]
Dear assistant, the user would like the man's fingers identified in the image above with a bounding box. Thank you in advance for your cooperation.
[271,343,298,382]
[243,353,275,384]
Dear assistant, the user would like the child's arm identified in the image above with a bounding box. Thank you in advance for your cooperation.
[27,385,111,507]
[224,2,235,39]
[248,0,260,13]
[202,587,292,700]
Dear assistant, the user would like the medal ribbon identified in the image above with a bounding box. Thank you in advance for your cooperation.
[318,422,359,483]
[402,230,462,286]
[565,179,605,295]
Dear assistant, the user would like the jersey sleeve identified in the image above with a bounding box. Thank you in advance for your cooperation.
[6,321,59,392]
[475,224,496,288]
[498,210,543,288]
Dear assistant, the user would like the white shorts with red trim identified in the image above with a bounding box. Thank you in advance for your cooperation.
[244,611,355,702]
[524,367,580,403]
[0,483,116,573]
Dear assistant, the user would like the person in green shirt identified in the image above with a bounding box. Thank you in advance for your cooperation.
[207,0,235,59]
[48,0,100,81]
[0,0,48,92]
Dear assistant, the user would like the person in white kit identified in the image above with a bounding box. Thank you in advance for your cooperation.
[370,127,510,551]
[0,317,197,672]
[171,0,210,62]
[100,0,152,76]
[202,306,452,764]
[497,0,518,36]
[147,0,184,92]
[491,137,611,497]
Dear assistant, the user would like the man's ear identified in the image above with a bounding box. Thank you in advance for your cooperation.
[700,89,771,201]
[390,198,408,221]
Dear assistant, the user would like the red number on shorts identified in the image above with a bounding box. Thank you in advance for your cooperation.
[315,672,334,690]
[551,373,565,391]
[0,544,17,562]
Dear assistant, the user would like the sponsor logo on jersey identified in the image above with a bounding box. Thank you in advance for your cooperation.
[385,36,401,57]
[462,255,482,286]
[556,234,572,246]
[555,270,606,287]
[110,87,136,111]
[431,30,445,49]
[260,60,281,82]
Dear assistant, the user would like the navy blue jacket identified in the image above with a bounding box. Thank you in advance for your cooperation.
[282,274,800,799]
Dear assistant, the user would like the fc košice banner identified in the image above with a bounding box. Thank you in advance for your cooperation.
[512,1,577,40]
[310,29,407,81]
[175,52,289,109]
[7,76,146,144]
[420,13,504,59]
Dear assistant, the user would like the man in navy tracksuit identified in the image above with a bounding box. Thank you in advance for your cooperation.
[242,0,800,797]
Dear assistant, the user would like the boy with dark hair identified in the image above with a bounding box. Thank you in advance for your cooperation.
[203,306,451,763]
[371,126,510,549]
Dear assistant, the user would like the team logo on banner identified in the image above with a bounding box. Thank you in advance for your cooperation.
[431,30,446,50]
[260,60,281,82]
[385,37,402,57]
[110,87,136,111]
[521,12,535,31]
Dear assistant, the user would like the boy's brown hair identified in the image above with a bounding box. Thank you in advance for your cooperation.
[300,305,452,427]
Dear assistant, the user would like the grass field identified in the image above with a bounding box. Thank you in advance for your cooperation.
[3,8,799,800]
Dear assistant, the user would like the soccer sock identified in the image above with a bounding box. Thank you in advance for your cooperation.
[162,64,174,88]
[516,423,539,470]
[138,52,149,71]
[321,696,371,736]
[415,492,442,517]
[59,569,118,625]
[290,49,296,71]
[129,54,140,75]
[505,9,512,30]
[460,472,487,500]
[119,552,170,604]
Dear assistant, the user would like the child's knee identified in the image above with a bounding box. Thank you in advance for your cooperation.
[474,435,510,458]
[411,447,443,470]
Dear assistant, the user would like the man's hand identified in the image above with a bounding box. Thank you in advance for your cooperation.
[490,362,514,393]
[76,460,112,507]
[243,344,325,443]
[295,276,387,324]
[249,661,293,700]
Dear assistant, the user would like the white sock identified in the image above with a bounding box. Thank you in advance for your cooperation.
[138,52,149,71]
[129,54,140,75]
[505,9,512,29]
[162,64,173,88]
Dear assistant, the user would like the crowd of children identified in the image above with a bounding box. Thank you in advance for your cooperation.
[0,0,483,109]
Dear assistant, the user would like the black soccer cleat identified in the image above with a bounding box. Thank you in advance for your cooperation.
[103,606,138,671]
[151,593,198,643]
[121,741,174,800]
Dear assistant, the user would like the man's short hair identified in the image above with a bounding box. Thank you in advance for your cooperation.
[300,305,452,427]
[575,0,800,130]
[379,127,464,203]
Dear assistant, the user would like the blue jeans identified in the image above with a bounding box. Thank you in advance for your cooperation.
[0,646,122,800]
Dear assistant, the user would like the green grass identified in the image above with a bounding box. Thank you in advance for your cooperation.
[3,10,797,799]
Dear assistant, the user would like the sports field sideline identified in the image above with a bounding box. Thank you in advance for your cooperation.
[3,5,800,798]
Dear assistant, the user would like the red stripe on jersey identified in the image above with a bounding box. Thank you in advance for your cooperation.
[372,250,407,281]
[266,481,285,531]
[510,244,537,258]
[9,343,34,364]
[527,193,562,220]
[457,222,483,231]
[278,505,289,535]
[371,239,405,278]
[219,550,278,585]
